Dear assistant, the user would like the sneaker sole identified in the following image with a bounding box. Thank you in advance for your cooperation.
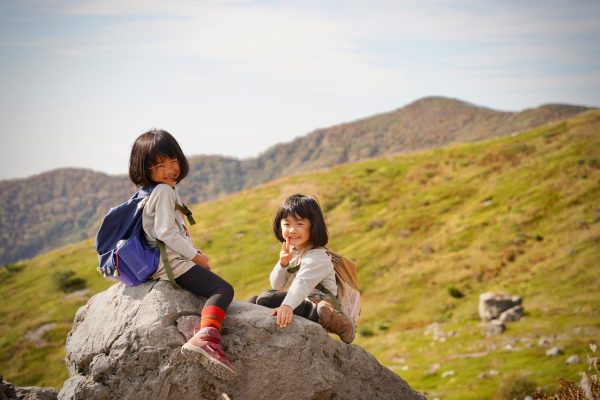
[181,343,236,381]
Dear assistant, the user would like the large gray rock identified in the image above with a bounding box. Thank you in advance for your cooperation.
[0,375,58,400]
[478,292,522,321]
[58,282,425,400]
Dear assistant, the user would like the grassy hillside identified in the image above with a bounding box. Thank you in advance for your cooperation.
[1,110,599,398]
[1,97,590,266]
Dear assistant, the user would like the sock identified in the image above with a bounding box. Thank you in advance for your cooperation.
[200,305,226,331]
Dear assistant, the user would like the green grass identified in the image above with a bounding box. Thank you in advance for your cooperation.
[1,110,599,397]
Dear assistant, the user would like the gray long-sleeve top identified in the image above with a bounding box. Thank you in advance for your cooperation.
[142,183,198,280]
[270,247,337,310]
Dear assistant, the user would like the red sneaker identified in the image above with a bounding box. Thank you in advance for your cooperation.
[181,327,236,380]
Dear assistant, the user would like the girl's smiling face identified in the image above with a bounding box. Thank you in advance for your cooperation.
[281,214,312,250]
[149,156,180,186]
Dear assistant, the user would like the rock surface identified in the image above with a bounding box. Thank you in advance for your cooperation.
[58,282,425,400]
[0,375,58,400]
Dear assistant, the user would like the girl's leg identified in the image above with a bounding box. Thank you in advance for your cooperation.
[177,265,236,379]
[176,265,234,311]
[256,290,318,322]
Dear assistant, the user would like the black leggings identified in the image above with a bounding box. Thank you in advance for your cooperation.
[175,265,234,311]
[249,290,319,323]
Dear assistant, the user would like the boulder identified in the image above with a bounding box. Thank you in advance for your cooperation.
[478,292,522,321]
[58,282,425,400]
[0,375,58,400]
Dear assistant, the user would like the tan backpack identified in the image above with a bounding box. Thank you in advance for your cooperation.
[320,249,361,326]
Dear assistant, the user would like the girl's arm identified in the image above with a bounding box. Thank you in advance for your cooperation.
[270,260,291,290]
[151,185,198,261]
[280,251,332,310]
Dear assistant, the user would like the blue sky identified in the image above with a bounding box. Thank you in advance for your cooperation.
[1,0,599,180]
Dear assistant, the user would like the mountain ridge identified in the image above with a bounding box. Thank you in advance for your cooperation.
[0,96,593,264]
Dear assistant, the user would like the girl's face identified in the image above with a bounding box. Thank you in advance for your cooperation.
[281,214,311,250]
[149,156,180,187]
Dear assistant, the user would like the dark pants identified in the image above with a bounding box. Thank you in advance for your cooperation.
[249,290,319,323]
[176,265,234,311]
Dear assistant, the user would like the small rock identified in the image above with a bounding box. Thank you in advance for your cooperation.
[489,369,499,376]
[538,337,551,346]
[546,347,563,356]
[399,229,412,238]
[478,372,488,379]
[524,396,534,400]
[426,363,441,375]
[441,370,455,378]
[499,305,524,323]
[484,320,505,336]
[566,355,581,364]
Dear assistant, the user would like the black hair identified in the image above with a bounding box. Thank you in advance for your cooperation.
[128,129,189,187]
[272,194,328,248]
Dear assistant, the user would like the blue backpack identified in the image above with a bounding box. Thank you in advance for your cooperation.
[95,186,195,287]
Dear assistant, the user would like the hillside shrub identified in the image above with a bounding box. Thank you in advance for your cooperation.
[0,263,24,278]
[494,375,537,400]
[448,286,464,299]
[53,270,86,293]
[359,325,375,337]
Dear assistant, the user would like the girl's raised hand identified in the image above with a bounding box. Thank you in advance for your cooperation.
[279,238,292,267]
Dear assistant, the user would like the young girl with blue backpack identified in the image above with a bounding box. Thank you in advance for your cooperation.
[127,129,235,379]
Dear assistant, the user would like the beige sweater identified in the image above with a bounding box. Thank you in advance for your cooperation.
[270,247,337,310]
[142,184,198,280]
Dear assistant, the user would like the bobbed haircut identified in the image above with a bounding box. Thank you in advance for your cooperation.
[128,129,189,187]
[273,194,328,248]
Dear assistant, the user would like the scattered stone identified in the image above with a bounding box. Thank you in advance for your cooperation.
[482,198,493,207]
[24,323,57,348]
[426,364,441,375]
[421,244,435,255]
[566,355,581,364]
[398,229,412,238]
[441,370,455,378]
[64,289,90,301]
[538,337,551,346]
[0,374,58,400]
[479,292,522,321]
[524,396,534,400]
[59,282,425,400]
[546,347,563,356]
[499,305,524,323]
[489,369,499,376]
[484,320,505,337]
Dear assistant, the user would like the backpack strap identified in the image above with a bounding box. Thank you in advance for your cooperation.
[175,203,196,225]
[316,283,343,313]
[157,240,181,289]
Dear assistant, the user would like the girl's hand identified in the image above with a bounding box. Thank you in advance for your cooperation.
[271,305,293,328]
[279,238,292,267]
[192,252,211,271]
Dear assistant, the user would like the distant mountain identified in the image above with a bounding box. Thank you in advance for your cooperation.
[180,97,591,203]
[0,97,592,264]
